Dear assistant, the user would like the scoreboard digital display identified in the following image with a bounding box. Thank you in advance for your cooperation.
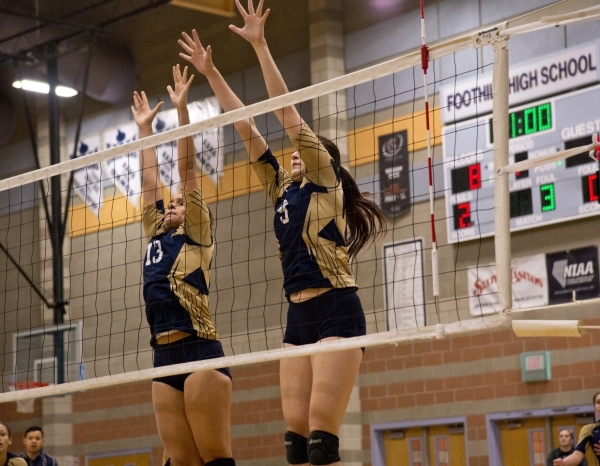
[490,102,553,142]
[443,83,600,243]
[451,163,481,193]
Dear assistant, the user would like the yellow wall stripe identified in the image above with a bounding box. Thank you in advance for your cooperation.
[69,111,440,237]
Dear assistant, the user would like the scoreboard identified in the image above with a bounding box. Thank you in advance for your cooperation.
[443,83,600,243]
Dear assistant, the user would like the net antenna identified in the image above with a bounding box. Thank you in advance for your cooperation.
[418,0,440,316]
[0,1,599,404]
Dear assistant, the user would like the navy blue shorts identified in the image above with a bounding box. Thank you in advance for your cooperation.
[153,335,231,391]
[283,288,366,346]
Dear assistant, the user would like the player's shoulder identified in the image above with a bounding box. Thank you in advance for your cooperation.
[7,456,28,466]
[579,422,596,438]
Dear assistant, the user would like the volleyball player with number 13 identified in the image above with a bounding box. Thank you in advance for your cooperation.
[132,65,236,466]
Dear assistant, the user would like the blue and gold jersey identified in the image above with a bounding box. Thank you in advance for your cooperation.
[142,187,217,344]
[575,421,600,465]
[252,123,356,296]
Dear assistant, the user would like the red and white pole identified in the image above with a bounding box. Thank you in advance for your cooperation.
[420,0,439,303]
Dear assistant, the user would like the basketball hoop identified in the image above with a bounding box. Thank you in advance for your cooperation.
[8,381,49,413]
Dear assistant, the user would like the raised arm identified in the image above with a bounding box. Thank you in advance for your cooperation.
[178,29,267,163]
[132,91,164,206]
[553,451,585,466]
[229,0,303,141]
[167,64,198,192]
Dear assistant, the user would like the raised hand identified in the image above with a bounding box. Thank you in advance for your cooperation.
[167,64,194,109]
[228,0,270,46]
[179,29,215,77]
[131,91,163,130]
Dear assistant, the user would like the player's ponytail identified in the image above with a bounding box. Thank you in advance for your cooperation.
[317,136,387,259]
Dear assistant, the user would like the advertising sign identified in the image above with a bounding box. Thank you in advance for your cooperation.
[468,254,548,315]
[546,245,599,304]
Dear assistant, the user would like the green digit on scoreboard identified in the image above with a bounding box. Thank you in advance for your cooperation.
[524,107,538,134]
[510,113,517,139]
[540,183,556,212]
[537,103,551,131]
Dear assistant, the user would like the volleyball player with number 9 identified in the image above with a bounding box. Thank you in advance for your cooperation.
[132,65,236,466]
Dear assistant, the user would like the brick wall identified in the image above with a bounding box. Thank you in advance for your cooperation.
[3,319,599,466]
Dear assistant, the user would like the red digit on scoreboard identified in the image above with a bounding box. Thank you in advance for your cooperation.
[468,163,481,190]
[458,202,471,228]
[589,173,599,202]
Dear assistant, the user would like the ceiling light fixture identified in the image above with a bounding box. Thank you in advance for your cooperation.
[12,79,78,97]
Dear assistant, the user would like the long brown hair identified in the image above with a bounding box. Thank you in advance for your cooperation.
[318,136,387,259]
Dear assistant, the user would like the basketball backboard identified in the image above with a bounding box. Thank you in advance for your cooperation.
[12,320,83,385]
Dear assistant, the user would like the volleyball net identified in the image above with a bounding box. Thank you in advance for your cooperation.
[1,1,600,404]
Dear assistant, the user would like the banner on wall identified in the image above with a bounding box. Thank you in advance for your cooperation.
[546,246,600,304]
[383,238,426,329]
[153,108,181,196]
[102,122,141,209]
[68,134,103,218]
[378,130,411,218]
[189,97,223,186]
[468,254,548,316]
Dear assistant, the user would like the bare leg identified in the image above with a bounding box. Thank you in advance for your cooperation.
[280,343,312,466]
[309,338,363,466]
[152,381,202,466]
[184,369,234,462]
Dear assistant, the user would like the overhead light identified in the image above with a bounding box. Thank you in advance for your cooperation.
[12,79,78,97]
[55,86,78,97]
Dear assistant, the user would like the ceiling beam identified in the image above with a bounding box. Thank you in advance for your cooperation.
[170,0,236,17]
[0,7,105,35]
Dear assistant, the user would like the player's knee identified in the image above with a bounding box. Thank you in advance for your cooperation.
[307,430,340,465]
[205,458,236,466]
[284,431,308,465]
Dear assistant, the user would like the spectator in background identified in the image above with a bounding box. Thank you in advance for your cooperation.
[20,427,58,466]
[548,429,588,466]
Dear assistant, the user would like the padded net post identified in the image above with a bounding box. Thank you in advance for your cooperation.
[492,39,512,312]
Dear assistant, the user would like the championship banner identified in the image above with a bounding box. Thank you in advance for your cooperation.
[546,246,600,304]
[69,134,103,218]
[378,130,410,218]
[102,122,141,209]
[468,254,548,316]
[188,97,223,186]
[383,238,426,329]
[153,108,181,196]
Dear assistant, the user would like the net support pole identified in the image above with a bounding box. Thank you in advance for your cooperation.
[492,40,512,312]
[47,52,66,384]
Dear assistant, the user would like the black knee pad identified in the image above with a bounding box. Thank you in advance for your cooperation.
[307,430,340,465]
[205,458,236,466]
[284,431,309,464]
